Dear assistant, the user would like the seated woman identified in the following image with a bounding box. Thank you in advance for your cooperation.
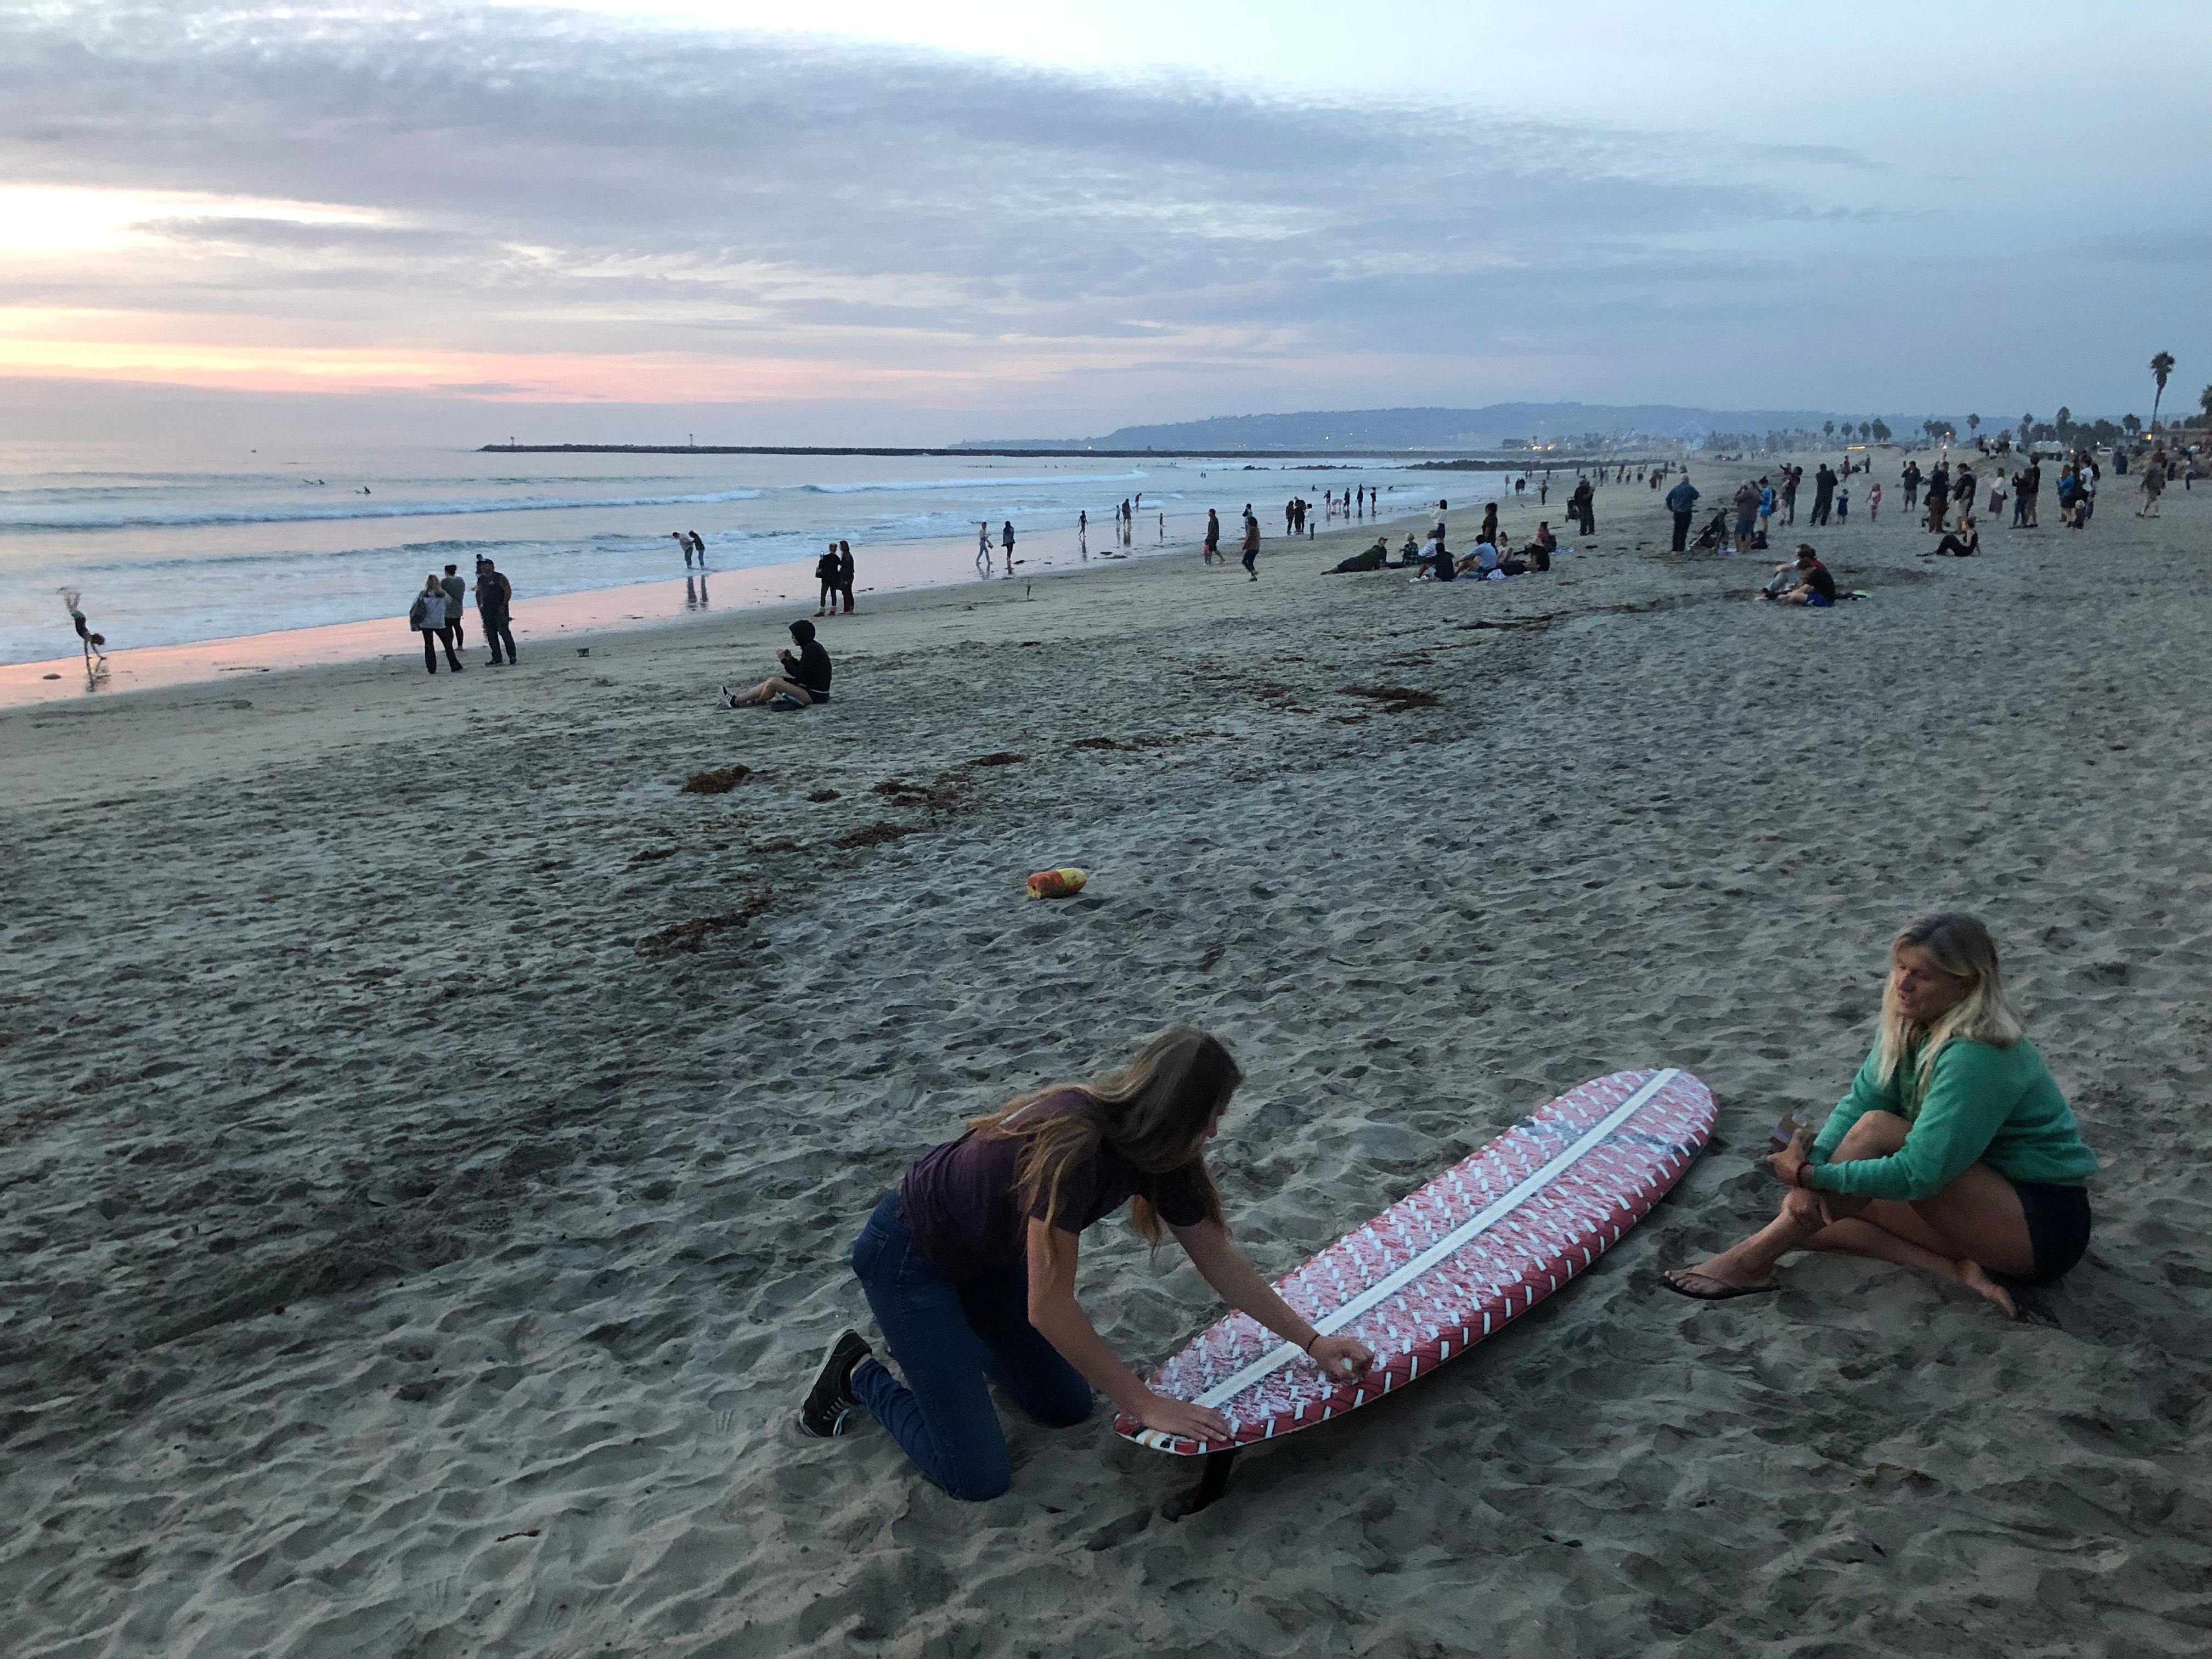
[722,617,832,708]
[1927,527,1982,557]
[1664,913,2096,1316]
[1525,526,1554,572]
[797,1028,1374,1499]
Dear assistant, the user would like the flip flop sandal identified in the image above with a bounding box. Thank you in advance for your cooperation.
[1661,1269,1782,1302]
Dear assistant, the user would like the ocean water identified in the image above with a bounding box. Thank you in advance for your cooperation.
[0,441,1513,664]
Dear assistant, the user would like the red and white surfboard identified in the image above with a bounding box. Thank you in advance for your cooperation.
[1116,1068,1714,1455]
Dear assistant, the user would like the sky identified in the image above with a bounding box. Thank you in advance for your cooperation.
[1,1,2206,447]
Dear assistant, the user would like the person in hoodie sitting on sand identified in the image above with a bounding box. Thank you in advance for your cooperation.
[722,618,833,709]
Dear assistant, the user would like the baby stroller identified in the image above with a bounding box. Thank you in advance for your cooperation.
[1690,509,1730,552]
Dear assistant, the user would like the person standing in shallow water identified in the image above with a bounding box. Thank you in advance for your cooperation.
[795,1028,1374,1500]
[837,540,855,614]
[1663,913,2096,1317]
[1001,520,1017,573]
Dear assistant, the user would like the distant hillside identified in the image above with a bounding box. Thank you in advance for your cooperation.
[958,403,1850,452]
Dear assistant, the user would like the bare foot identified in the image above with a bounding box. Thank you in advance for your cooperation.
[1954,1260,2018,1318]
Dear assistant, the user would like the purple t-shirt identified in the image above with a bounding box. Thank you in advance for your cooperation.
[898,1090,1210,1279]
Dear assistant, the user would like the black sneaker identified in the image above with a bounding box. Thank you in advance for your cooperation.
[798,1329,871,1438]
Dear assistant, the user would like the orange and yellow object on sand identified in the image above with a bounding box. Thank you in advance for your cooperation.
[1025,867,1088,899]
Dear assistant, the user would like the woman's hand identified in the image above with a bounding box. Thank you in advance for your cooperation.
[1305,1334,1374,1383]
[1134,1392,1231,1442]
[1767,1126,1813,1187]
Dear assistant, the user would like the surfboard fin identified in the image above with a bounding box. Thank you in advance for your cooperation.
[1161,1449,1239,1521]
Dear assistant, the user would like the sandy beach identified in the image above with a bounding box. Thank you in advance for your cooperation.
[2,463,2207,1657]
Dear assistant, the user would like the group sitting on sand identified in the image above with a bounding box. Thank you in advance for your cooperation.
[1327,522,1556,580]
[1759,544,1837,606]
[797,910,2095,1505]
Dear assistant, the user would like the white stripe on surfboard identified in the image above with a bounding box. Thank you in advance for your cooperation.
[1180,1066,1681,1418]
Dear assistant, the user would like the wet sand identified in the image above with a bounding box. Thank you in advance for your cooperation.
[2,462,2206,1657]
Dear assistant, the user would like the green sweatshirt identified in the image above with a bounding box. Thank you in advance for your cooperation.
[1808,1037,2097,1201]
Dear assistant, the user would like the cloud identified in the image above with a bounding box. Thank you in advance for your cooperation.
[0,3,2201,424]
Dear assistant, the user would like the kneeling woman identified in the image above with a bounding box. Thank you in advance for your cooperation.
[1666,913,2096,1316]
[798,1028,1373,1499]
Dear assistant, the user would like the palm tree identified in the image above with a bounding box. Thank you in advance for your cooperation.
[1870,418,1891,443]
[1967,414,1980,437]
[1822,420,1835,442]
[2199,385,2212,425]
[2123,414,2142,439]
[2149,351,2175,430]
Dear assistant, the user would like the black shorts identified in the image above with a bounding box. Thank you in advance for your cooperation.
[2010,1180,2091,1285]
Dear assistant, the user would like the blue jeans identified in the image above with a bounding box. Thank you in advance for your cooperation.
[848,1192,1092,1501]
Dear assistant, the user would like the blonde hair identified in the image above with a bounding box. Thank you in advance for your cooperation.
[967,1026,1235,1249]
[1876,912,2023,1089]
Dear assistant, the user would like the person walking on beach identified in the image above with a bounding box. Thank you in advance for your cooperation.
[1663,913,2096,1318]
[1666,473,1700,551]
[1810,463,1836,527]
[1780,465,1801,525]
[1901,460,1921,511]
[475,560,517,665]
[1001,520,1017,573]
[2138,458,2165,517]
[794,1028,1375,1497]
[815,545,841,616]
[1203,509,1221,565]
[2021,459,2041,527]
[978,522,993,573]
[1240,505,1261,580]
[836,541,856,613]
[441,565,469,651]
[1867,481,1882,523]
[410,574,462,673]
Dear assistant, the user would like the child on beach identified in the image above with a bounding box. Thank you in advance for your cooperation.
[1834,485,1849,523]
[795,1028,1374,1499]
[1663,913,2095,1317]
[60,589,107,671]
[1867,482,1882,522]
